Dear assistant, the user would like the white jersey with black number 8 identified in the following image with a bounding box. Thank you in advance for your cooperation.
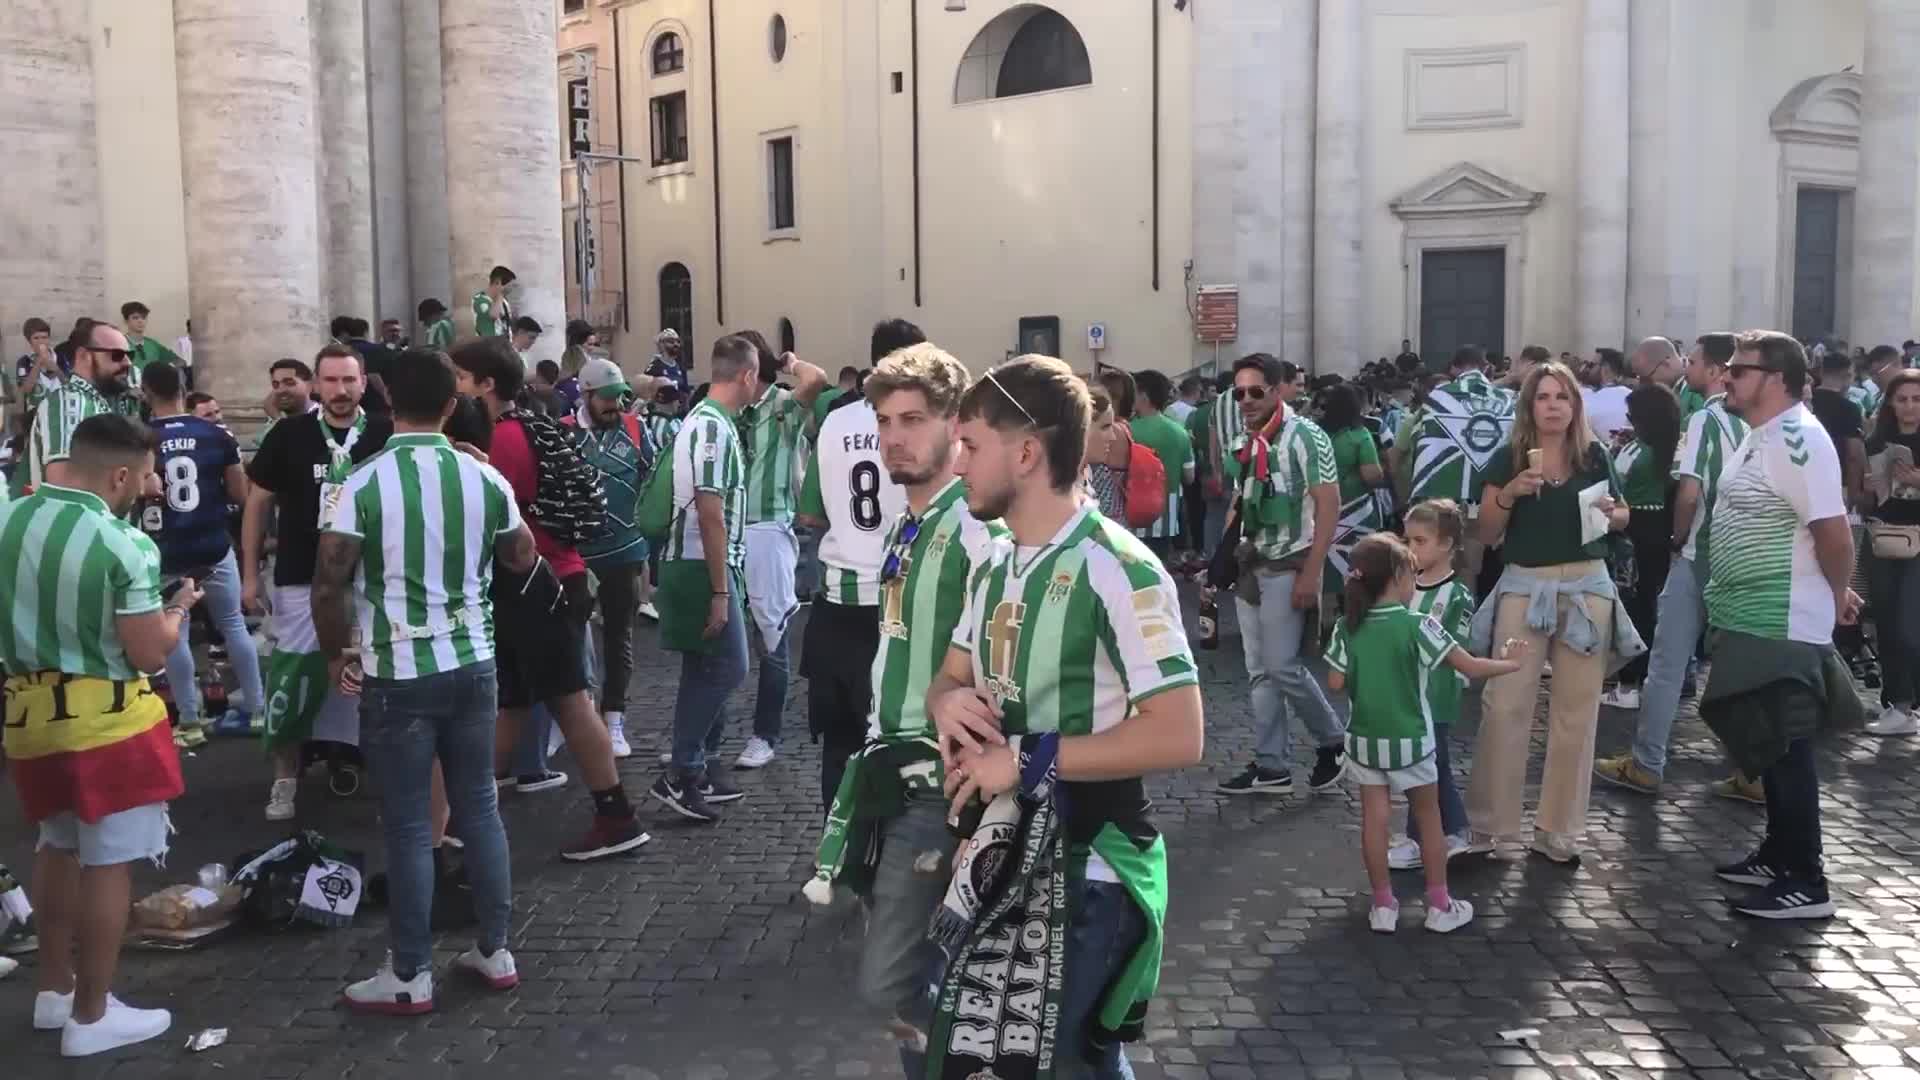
[802,400,907,607]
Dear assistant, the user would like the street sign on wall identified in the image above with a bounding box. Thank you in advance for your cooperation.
[568,77,592,158]
[1194,285,1239,344]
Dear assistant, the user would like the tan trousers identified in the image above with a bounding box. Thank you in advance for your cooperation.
[1466,561,1613,840]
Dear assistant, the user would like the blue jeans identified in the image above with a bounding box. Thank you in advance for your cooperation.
[913,877,1145,1079]
[1236,569,1343,771]
[1632,556,1706,778]
[1868,550,1920,707]
[1405,722,1468,840]
[1203,495,1229,557]
[359,661,513,976]
[163,549,264,721]
[672,592,749,773]
[753,627,790,744]
[867,798,955,1073]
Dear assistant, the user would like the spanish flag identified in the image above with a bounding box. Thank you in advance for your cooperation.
[2,672,184,825]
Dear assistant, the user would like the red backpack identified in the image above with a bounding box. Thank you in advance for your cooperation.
[1115,422,1168,529]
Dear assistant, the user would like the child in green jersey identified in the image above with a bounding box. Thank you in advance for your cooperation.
[1386,500,1476,872]
[1327,533,1524,935]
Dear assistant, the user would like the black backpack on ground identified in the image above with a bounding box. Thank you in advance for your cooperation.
[503,405,606,547]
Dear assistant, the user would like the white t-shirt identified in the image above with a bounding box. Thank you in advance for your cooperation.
[1583,385,1631,443]
[1704,402,1846,644]
[1167,399,1195,425]
[803,400,906,606]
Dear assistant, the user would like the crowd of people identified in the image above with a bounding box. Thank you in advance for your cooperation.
[0,288,1898,1075]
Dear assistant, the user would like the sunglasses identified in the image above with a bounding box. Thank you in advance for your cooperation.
[89,347,131,363]
[1231,386,1268,402]
[880,517,921,584]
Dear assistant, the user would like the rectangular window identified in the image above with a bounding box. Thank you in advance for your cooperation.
[651,92,689,166]
[562,0,586,13]
[768,136,795,231]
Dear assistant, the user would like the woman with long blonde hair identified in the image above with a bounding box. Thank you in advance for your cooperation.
[1468,361,1637,865]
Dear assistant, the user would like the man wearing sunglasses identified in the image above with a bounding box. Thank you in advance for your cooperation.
[23,320,143,495]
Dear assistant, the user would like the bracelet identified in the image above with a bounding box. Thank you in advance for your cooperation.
[1495,496,1515,511]
[163,604,190,619]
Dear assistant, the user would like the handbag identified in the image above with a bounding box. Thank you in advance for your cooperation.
[1869,522,1920,560]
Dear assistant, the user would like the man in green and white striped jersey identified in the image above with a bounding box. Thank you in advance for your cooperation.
[795,318,923,806]
[21,320,143,495]
[650,335,758,824]
[926,355,1202,1076]
[418,299,455,351]
[806,344,1006,1059]
[1596,332,1753,796]
[730,336,828,769]
[312,348,540,1014]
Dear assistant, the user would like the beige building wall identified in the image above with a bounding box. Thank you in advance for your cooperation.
[92,0,191,344]
[559,0,633,354]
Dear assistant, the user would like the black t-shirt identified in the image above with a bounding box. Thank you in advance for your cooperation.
[1809,388,1863,444]
[1868,429,1920,525]
[246,412,392,586]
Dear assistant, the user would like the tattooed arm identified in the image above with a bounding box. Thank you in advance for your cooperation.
[311,532,362,658]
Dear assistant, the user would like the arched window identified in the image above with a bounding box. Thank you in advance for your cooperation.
[652,32,685,75]
[659,263,692,355]
[954,5,1091,105]
[770,15,788,63]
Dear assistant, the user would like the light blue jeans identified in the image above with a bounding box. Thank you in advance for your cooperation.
[1236,569,1343,772]
[360,661,512,977]
[163,549,265,721]
[867,797,955,1075]
[672,592,750,773]
[1631,556,1705,778]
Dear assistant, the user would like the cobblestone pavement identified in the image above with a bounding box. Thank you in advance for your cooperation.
[7,596,1920,1079]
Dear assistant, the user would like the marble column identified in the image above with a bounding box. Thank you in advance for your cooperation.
[440,0,565,365]
[1851,0,1920,349]
[1312,0,1363,373]
[1573,0,1629,353]
[1279,0,1316,368]
[1625,0,1670,342]
[404,0,452,318]
[0,2,106,341]
[312,0,374,323]
[366,0,413,327]
[174,0,321,406]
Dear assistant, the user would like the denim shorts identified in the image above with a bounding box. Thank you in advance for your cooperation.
[37,803,173,868]
[1347,756,1439,795]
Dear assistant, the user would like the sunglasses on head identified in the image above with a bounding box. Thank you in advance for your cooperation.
[1231,386,1268,402]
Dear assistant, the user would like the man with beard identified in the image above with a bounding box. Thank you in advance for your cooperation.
[24,320,143,494]
[241,346,393,821]
[927,355,1201,1078]
[804,343,1005,1071]
[254,358,318,451]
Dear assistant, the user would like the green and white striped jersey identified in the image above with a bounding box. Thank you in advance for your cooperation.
[26,375,142,490]
[324,433,522,680]
[1672,375,1708,419]
[1238,414,1337,562]
[740,383,807,525]
[471,292,509,338]
[1411,574,1474,721]
[1210,391,1246,474]
[0,484,163,680]
[869,478,1008,740]
[798,399,905,606]
[426,319,455,350]
[1673,393,1749,566]
[1325,604,1453,770]
[1410,370,1516,506]
[665,398,747,569]
[951,505,1196,737]
[1704,402,1845,644]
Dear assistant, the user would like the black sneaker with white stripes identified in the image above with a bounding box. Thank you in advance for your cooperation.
[1307,747,1348,792]
[1732,879,1835,920]
[649,772,719,823]
[1714,855,1790,887]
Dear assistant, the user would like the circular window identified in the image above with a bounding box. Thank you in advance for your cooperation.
[770,14,788,63]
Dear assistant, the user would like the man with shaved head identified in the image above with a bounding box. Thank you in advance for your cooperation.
[1634,336,1704,416]
[22,320,144,494]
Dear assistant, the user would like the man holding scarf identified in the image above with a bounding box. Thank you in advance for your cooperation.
[242,345,392,821]
[927,355,1203,1080]
[800,344,1005,1070]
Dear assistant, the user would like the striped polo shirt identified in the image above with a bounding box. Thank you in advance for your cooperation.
[324,432,523,680]
[0,483,163,679]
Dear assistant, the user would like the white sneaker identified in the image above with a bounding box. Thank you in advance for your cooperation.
[606,712,632,759]
[736,736,776,770]
[33,988,72,1029]
[265,777,298,822]
[454,947,520,991]
[637,602,660,622]
[1386,836,1423,871]
[1445,832,1473,860]
[1867,706,1920,736]
[1601,685,1642,709]
[546,722,565,760]
[1425,897,1475,934]
[659,749,672,765]
[342,957,434,1015]
[1369,904,1399,933]
[60,996,171,1057]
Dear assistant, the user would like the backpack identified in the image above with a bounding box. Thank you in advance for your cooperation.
[634,424,682,544]
[503,407,606,547]
[1117,422,1168,529]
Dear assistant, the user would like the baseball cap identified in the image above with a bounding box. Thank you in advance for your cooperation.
[579,356,631,398]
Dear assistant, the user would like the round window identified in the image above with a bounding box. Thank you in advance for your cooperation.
[771,14,788,63]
